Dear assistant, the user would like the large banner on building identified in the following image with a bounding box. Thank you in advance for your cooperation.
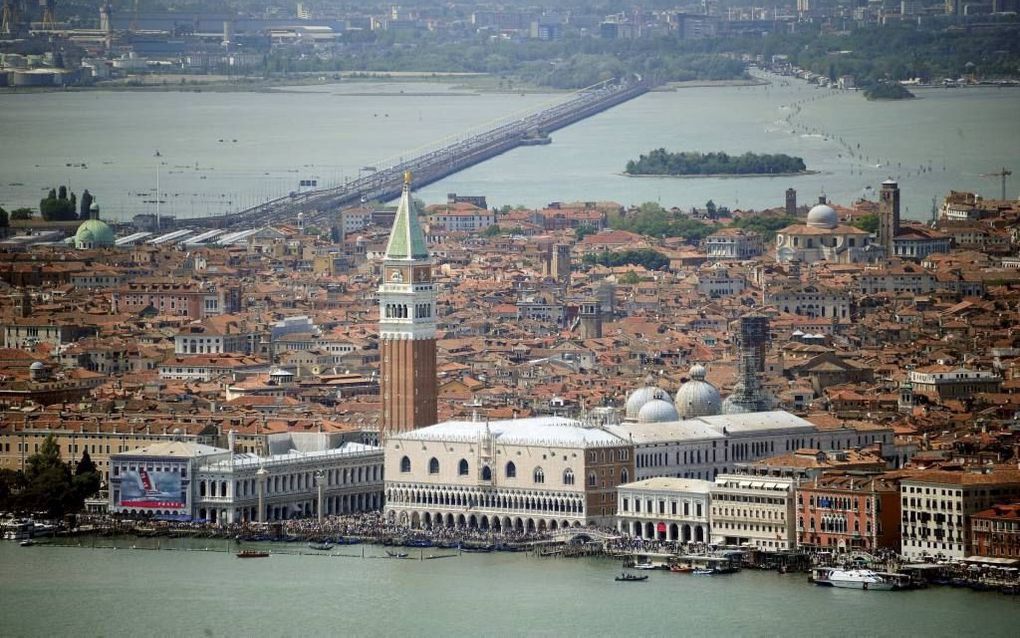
[119,469,186,509]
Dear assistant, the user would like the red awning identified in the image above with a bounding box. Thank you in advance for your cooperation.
[656,522,667,533]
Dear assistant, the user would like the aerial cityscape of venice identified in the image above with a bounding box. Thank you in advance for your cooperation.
[1,0,1019,636]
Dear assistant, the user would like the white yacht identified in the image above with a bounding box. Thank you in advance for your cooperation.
[812,568,896,591]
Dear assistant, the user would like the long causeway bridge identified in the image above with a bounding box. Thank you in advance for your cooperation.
[195,76,650,229]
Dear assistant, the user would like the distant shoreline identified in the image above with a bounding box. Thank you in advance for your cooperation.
[652,78,769,91]
[0,74,769,96]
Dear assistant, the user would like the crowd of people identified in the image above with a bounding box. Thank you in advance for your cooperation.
[72,512,560,547]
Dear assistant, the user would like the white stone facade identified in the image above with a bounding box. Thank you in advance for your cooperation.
[616,477,712,542]
[384,417,634,532]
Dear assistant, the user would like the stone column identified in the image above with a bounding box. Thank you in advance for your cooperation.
[256,467,268,524]
[316,470,325,524]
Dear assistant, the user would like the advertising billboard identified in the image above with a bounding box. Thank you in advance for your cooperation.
[119,468,186,509]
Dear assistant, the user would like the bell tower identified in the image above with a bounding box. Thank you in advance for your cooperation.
[379,172,438,435]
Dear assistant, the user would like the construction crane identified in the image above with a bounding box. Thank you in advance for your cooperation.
[980,167,1012,201]
[130,0,138,32]
[39,0,54,29]
[1,0,14,35]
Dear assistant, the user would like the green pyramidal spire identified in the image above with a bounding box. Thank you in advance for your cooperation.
[384,171,430,260]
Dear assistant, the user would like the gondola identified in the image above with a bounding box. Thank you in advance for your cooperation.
[307,542,334,551]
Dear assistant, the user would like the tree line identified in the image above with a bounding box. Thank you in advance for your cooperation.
[626,149,807,176]
[0,434,101,518]
[267,31,748,90]
[1,186,96,223]
[608,202,800,244]
[582,248,670,271]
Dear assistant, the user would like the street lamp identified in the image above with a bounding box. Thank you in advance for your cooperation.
[154,150,162,231]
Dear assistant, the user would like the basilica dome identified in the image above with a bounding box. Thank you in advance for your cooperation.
[637,399,680,424]
[625,381,671,421]
[674,364,722,418]
[806,203,838,229]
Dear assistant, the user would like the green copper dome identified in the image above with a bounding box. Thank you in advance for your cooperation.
[75,218,115,248]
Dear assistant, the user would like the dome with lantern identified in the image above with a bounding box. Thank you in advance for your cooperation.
[674,364,722,418]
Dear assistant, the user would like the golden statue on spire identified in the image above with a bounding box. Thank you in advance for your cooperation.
[403,170,413,187]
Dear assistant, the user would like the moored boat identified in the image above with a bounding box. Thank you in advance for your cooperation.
[236,550,270,558]
[693,568,716,575]
[670,565,694,573]
[385,550,409,558]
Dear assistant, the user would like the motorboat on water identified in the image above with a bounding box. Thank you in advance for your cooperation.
[19,539,37,547]
[236,550,270,558]
[811,568,896,590]
[692,568,716,575]
[385,550,409,558]
[616,573,648,582]
[633,563,658,570]
[670,565,694,573]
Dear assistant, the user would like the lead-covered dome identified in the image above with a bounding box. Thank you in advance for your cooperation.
[638,399,680,424]
[675,364,722,418]
[625,378,671,421]
[806,203,838,229]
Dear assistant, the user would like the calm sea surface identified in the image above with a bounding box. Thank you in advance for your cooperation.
[0,76,1018,221]
[0,539,1017,637]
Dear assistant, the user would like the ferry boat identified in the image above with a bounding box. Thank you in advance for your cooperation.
[236,550,270,558]
[1,518,55,540]
[811,568,896,590]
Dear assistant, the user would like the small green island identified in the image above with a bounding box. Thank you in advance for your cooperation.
[625,149,808,177]
[863,82,916,101]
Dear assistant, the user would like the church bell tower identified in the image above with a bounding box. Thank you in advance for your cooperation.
[379,172,438,435]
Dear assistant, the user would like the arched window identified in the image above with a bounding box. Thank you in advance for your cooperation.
[620,468,629,484]
[400,456,411,473]
[533,467,545,484]
[563,468,575,485]
[428,457,440,474]
[481,466,492,481]
[458,459,469,476]
[506,461,516,478]
[588,471,597,487]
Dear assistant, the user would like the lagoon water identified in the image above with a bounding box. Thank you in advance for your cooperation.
[0,76,1018,221]
[0,539,1017,637]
